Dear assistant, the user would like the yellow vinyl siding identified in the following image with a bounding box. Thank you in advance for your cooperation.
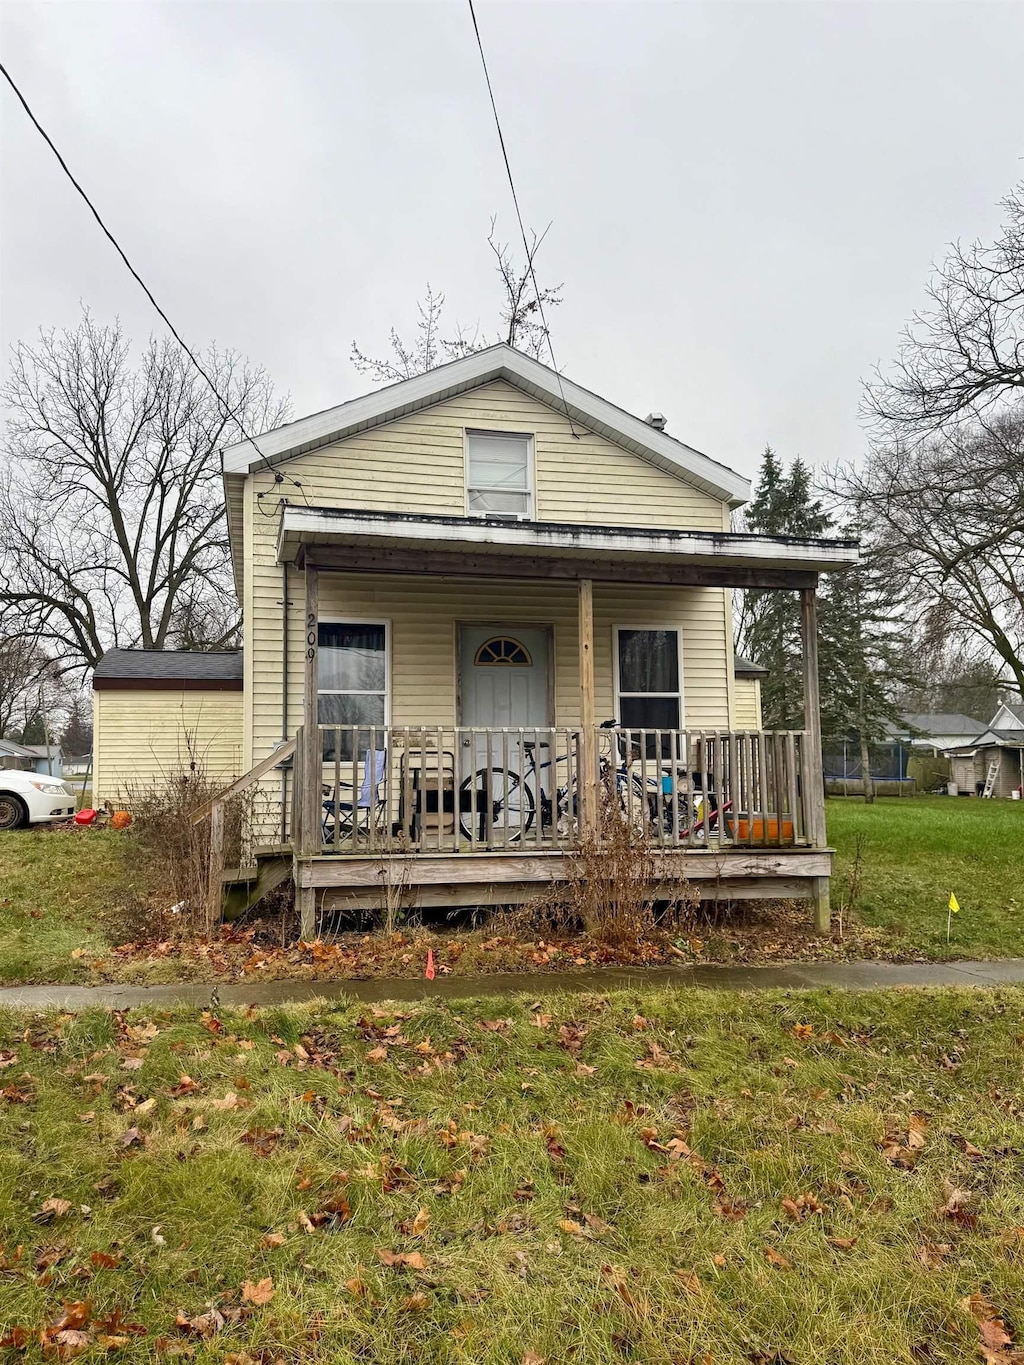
[244,376,737,799]
[732,677,762,729]
[92,690,243,803]
[248,380,727,531]
[249,572,731,769]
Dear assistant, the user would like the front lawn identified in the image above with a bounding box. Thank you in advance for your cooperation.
[0,987,1022,1363]
[1,796,1022,989]
[828,796,1024,959]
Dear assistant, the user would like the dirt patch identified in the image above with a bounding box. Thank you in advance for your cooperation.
[75,899,919,985]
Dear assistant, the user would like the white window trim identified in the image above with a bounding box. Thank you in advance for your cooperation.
[317,616,392,726]
[612,624,685,729]
[464,428,535,520]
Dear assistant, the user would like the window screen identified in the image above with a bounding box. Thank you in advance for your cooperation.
[467,431,531,516]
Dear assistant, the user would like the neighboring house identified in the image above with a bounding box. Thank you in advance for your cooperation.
[0,738,63,777]
[93,651,243,799]
[94,345,858,929]
[898,713,988,754]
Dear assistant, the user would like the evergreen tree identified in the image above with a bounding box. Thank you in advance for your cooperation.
[60,696,93,756]
[738,449,908,800]
[737,447,829,729]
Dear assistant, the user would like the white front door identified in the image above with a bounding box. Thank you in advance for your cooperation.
[457,625,553,841]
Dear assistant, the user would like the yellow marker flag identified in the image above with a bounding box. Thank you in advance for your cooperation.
[949,893,960,914]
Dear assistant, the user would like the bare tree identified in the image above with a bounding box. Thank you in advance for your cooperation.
[837,405,1024,697]
[0,633,49,737]
[865,180,1024,440]
[351,219,562,383]
[0,312,287,681]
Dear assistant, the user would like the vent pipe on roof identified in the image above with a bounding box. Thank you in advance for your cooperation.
[644,412,667,431]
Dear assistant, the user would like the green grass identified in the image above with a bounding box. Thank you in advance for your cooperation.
[0,830,135,984]
[0,987,1022,1363]
[828,796,1024,959]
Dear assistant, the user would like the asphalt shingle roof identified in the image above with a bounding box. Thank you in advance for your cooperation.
[93,649,243,682]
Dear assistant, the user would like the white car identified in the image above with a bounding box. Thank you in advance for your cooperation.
[0,768,77,830]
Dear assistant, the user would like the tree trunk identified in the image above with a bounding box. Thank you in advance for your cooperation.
[859,731,875,804]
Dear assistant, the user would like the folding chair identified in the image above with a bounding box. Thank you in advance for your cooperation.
[322,748,387,845]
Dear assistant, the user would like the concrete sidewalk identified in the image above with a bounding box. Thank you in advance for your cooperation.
[1,958,1022,1011]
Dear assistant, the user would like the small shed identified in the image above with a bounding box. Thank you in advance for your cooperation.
[92,650,244,803]
[733,655,766,729]
[946,730,1024,798]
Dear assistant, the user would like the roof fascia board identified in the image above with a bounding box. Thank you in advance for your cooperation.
[222,346,750,506]
[277,506,858,571]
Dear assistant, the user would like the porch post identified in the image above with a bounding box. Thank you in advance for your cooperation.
[298,561,319,939]
[578,578,597,834]
[800,585,830,932]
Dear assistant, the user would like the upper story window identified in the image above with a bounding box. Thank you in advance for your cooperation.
[466,431,533,518]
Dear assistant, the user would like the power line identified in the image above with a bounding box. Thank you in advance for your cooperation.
[466,0,580,439]
[0,59,305,503]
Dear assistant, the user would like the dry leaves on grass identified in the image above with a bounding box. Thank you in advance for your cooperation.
[240,1277,274,1306]
[962,1293,1023,1364]
[763,1247,792,1270]
[375,1249,428,1270]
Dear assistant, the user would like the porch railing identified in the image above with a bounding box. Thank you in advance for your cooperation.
[289,724,819,855]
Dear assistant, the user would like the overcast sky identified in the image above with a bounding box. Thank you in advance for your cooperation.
[2,0,1022,485]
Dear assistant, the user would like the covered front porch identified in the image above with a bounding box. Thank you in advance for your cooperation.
[218,508,856,936]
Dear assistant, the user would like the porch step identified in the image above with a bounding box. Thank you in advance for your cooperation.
[220,851,293,922]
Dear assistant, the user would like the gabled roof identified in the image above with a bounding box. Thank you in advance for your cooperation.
[990,701,1024,729]
[734,654,768,679]
[901,712,987,737]
[0,738,38,758]
[93,650,243,691]
[221,344,751,508]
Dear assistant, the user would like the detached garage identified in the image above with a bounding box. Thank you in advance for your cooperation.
[92,650,244,803]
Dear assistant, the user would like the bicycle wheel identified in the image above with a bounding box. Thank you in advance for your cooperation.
[459,767,536,844]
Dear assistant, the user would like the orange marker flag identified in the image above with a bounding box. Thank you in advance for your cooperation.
[425,948,436,981]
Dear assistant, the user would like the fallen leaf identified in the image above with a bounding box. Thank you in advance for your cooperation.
[260,1233,285,1249]
[240,1277,274,1306]
[366,1047,388,1064]
[522,1354,546,1365]
[90,1251,121,1269]
[792,1023,814,1039]
[917,1242,951,1269]
[826,1236,858,1251]
[34,1198,72,1222]
[400,1292,429,1311]
[174,1308,224,1339]
[376,1249,427,1270]
[675,1268,702,1294]
[764,1247,792,1270]
[410,1207,430,1237]
[599,1263,644,1316]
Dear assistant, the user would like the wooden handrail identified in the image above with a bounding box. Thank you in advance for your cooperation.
[191,738,297,826]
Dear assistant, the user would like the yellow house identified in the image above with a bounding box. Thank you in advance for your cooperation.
[97,345,858,932]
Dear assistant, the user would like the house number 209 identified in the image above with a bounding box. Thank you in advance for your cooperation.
[306,611,317,662]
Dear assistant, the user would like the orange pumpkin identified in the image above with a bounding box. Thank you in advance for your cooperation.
[110,810,132,830]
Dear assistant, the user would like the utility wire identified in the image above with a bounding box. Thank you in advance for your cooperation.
[466,0,580,438]
[0,60,306,504]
